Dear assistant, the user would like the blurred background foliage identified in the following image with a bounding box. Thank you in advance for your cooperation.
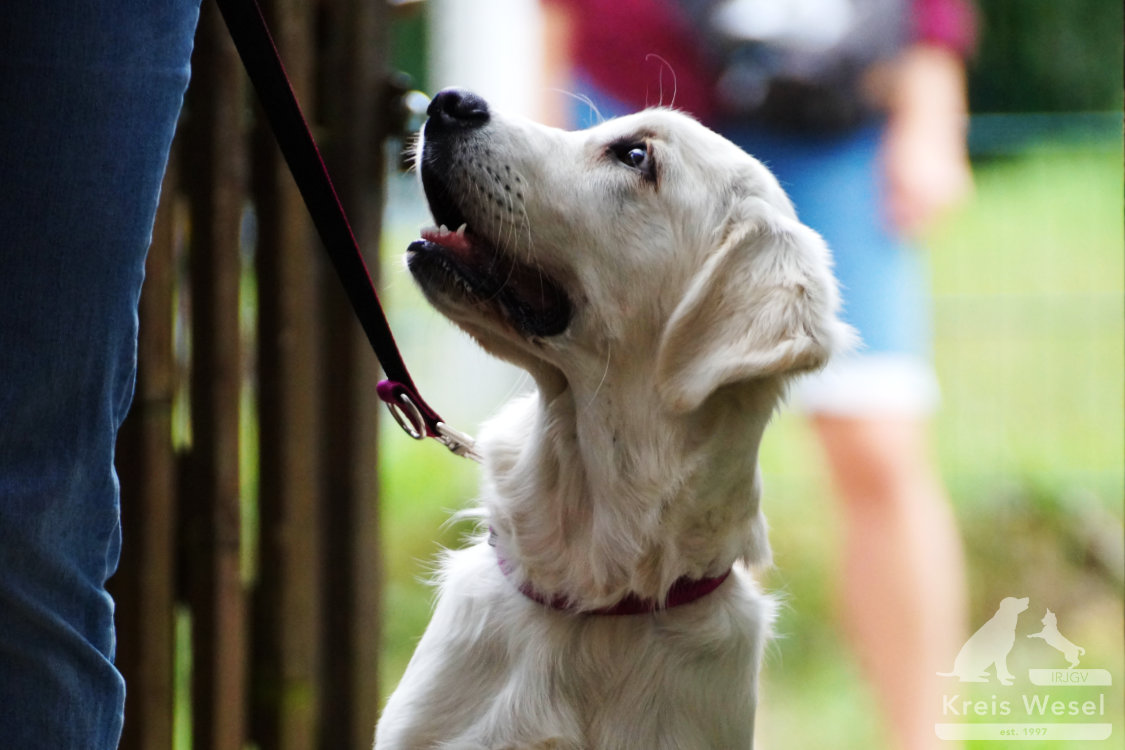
[376,2,1123,748]
[968,0,1123,113]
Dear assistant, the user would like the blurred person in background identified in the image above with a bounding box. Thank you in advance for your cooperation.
[539,1,974,748]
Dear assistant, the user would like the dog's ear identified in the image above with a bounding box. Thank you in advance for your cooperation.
[656,197,856,414]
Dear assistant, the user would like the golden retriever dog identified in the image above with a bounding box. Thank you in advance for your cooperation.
[374,88,853,750]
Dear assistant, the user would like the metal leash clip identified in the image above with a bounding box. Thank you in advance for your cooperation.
[378,380,481,462]
[434,422,482,463]
[383,389,427,440]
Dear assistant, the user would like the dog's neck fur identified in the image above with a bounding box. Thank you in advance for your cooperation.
[478,358,781,610]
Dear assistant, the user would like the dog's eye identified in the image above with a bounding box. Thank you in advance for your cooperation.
[620,146,647,168]
[609,140,654,179]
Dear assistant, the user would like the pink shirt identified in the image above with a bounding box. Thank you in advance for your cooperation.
[548,0,976,121]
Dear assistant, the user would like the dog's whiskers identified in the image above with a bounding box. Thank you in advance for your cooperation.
[403,132,422,173]
[491,165,546,307]
[581,343,612,415]
[549,87,605,125]
[645,53,678,110]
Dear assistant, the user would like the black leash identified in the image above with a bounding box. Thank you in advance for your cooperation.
[215,0,479,460]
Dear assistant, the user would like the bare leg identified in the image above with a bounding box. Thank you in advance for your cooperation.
[813,414,967,750]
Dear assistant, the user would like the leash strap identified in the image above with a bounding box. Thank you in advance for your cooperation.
[215,0,479,461]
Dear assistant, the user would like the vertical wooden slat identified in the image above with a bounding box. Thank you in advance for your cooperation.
[182,4,249,749]
[250,0,325,746]
[317,0,390,746]
[113,159,180,750]
[117,3,396,748]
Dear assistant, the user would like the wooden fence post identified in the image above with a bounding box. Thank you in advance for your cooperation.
[316,2,390,747]
[113,1,391,747]
[250,0,325,746]
[181,2,250,747]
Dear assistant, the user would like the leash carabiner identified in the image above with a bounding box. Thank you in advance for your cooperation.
[376,381,481,462]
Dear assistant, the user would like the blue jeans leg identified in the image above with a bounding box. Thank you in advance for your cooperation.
[0,1,200,747]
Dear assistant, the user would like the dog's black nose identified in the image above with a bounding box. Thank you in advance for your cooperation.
[426,88,490,131]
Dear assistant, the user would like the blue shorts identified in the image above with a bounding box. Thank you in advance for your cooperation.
[572,81,941,415]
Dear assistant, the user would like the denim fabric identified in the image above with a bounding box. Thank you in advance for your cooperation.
[0,1,199,747]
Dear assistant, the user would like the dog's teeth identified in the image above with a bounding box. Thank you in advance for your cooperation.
[455,223,468,236]
[438,224,450,234]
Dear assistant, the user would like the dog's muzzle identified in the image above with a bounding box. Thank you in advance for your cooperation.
[407,88,573,339]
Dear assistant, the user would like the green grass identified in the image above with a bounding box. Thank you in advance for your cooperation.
[931,148,1124,507]
[376,141,1125,747]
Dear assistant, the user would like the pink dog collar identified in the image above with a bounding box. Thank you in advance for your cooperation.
[516,569,732,617]
[491,531,732,615]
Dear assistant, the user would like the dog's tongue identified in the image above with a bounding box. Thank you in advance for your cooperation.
[421,224,472,256]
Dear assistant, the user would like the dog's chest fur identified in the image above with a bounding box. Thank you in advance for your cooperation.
[375,542,772,750]
[376,387,777,750]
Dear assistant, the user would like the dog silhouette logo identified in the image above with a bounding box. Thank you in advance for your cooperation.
[1027,608,1086,669]
[938,596,1029,686]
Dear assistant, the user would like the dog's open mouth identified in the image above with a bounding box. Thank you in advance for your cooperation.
[407,184,572,338]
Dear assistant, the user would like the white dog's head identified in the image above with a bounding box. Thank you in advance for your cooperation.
[409,89,855,602]
[409,89,852,415]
